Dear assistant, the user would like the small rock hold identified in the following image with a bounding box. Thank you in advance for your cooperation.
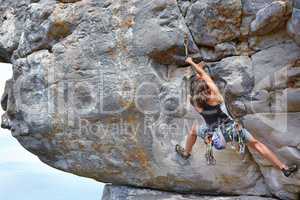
[1,79,12,111]
[48,21,73,41]
[230,100,248,118]
[73,65,80,70]
[1,113,11,130]
[11,122,30,137]
[291,8,300,32]
[287,20,300,44]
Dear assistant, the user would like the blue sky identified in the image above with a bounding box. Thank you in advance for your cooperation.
[0,63,104,200]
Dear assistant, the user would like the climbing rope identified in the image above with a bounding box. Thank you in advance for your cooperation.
[184,33,198,75]
[184,33,189,59]
[184,33,212,76]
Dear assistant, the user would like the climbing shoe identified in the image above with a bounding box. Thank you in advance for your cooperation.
[175,144,191,160]
[281,164,298,177]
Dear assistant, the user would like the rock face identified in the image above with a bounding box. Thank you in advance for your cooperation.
[184,0,242,47]
[0,0,29,62]
[101,185,277,200]
[250,1,290,35]
[1,0,300,199]
[288,1,300,44]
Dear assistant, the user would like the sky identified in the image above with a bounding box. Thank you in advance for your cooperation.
[0,63,104,200]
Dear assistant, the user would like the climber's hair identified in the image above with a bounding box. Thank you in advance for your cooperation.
[189,75,211,108]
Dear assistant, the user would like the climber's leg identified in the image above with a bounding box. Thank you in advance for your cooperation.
[175,124,198,159]
[239,127,297,177]
[247,137,288,170]
[184,124,197,155]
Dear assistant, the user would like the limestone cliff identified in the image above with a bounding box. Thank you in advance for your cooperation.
[0,0,300,199]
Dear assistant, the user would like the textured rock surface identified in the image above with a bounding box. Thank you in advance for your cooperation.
[101,185,277,200]
[288,7,300,44]
[0,0,30,62]
[244,113,300,200]
[184,0,242,47]
[1,0,300,199]
[250,1,290,35]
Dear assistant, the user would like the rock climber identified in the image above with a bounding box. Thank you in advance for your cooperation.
[175,56,298,177]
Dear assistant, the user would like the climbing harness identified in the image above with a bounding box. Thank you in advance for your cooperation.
[201,120,246,165]
[183,33,247,165]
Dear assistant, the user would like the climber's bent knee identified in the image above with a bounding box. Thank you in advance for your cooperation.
[246,135,259,148]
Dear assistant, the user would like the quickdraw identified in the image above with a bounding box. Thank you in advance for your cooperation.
[205,138,216,165]
[237,128,246,155]
[223,121,246,153]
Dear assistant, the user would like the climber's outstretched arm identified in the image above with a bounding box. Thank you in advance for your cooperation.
[186,57,224,103]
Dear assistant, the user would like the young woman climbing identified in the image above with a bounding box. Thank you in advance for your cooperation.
[175,57,298,177]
